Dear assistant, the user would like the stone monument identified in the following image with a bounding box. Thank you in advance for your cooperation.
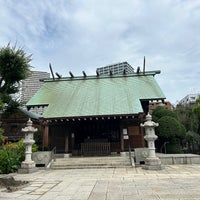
[18,119,38,173]
[140,113,164,170]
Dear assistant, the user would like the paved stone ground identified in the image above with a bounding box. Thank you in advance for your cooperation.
[1,165,200,200]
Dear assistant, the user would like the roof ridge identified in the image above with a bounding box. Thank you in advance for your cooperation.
[40,70,161,82]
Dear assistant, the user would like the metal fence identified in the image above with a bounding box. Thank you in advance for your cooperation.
[81,142,110,156]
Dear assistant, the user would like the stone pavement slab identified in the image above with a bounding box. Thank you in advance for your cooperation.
[0,165,200,199]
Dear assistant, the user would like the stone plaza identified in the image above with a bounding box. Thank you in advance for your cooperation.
[1,164,200,200]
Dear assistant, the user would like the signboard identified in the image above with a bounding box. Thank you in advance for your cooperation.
[123,129,129,140]
[123,135,129,140]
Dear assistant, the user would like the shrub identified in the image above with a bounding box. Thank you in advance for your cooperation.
[0,129,4,145]
[157,116,186,141]
[0,143,21,174]
[166,143,181,154]
[0,139,38,174]
[152,106,178,121]
[186,131,200,145]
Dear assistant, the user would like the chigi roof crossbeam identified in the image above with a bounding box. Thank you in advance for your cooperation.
[40,70,161,82]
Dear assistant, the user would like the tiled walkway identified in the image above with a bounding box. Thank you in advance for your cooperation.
[1,165,200,199]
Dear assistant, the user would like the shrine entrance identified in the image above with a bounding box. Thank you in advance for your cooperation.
[70,119,121,156]
[48,119,121,155]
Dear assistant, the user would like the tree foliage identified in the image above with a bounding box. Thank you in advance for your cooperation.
[176,105,198,133]
[192,96,200,134]
[175,97,200,153]
[186,131,200,145]
[0,98,4,145]
[152,106,178,122]
[157,116,186,141]
[152,106,186,153]
[0,44,31,108]
[0,139,38,174]
[153,106,186,141]
[176,96,200,135]
[0,129,3,146]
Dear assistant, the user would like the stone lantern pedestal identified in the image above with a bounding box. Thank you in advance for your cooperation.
[140,114,164,170]
[18,119,38,173]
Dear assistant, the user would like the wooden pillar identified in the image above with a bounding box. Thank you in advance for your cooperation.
[139,113,146,147]
[71,132,75,151]
[43,125,49,149]
[65,132,69,153]
[120,127,124,152]
[140,127,145,147]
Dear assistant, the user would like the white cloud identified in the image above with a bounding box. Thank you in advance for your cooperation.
[0,0,200,103]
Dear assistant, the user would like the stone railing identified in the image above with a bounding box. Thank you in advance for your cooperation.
[32,147,56,168]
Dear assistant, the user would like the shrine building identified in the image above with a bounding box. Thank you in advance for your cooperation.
[26,63,165,156]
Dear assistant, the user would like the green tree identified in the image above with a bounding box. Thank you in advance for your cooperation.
[185,131,200,153]
[0,43,31,109]
[192,96,200,134]
[152,106,178,122]
[157,116,186,141]
[176,104,198,133]
[175,97,200,153]
[0,98,4,145]
[152,106,186,153]
[0,128,3,146]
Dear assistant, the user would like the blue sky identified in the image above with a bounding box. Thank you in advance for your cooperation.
[0,0,200,104]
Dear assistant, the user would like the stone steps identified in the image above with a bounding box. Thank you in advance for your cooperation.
[51,155,132,169]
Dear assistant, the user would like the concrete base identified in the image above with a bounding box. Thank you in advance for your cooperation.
[142,164,164,170]
[134,148,149,165]
[142,157,164,170]
[21,161,36,168]
[120,152,129,156]
[145,157,161,165]
[18,167,38,174]
[157,153,200,164]
[32,151,53,167]
[18,161,38,174]
[56,153,72,158]
[63,154,72,158]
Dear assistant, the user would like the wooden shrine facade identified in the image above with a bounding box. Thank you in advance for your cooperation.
[42,114,145,155]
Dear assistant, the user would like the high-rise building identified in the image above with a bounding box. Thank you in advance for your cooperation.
[20,71,50,104]
[96,61,134,75]
[179,94,200,106]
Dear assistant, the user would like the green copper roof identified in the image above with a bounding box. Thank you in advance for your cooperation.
[27,73,165,119]
[19,107,41,120]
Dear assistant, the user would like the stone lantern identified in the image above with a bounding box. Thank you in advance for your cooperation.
[18,119,38,173]
[140,113,164,170]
